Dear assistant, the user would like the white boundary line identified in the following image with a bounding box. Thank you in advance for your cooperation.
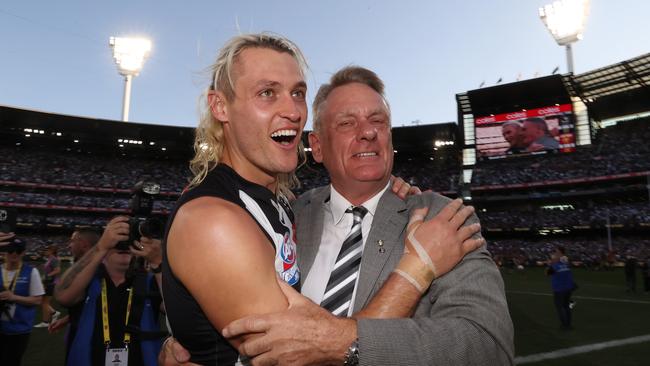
[515,334,650,364]
[507,290,650,305]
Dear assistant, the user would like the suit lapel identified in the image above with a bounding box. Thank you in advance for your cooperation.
[353,191,408,312]
[296,187,330,283]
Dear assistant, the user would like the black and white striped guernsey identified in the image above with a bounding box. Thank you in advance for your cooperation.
[161,164,300,365]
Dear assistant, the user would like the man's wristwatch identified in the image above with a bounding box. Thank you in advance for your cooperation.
[343,339,359,366]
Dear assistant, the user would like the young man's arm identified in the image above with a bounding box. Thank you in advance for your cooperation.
[166,197,289,348]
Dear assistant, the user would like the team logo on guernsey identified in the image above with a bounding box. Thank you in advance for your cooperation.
[238,190,300,287]
[281,232,296,270]
[280,235,299,286]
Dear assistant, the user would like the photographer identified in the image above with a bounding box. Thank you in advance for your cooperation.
[54,217,164,366]
[0,235,45,366]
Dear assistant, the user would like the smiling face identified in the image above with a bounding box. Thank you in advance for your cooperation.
[502,123,522,147]
[309,82,393,204]
[211,47,307,188]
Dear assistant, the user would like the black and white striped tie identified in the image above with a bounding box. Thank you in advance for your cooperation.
[321,206,368,316]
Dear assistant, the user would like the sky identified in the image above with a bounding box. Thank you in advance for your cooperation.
[1,1,648,130]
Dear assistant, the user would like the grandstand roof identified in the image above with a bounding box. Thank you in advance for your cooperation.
[1,104,459,158]
[568,52,650,121]
[0,105,194,158]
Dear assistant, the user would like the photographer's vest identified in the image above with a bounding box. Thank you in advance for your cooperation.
[0,264,36,335]
[66,272,161,366]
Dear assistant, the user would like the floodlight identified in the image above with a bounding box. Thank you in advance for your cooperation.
[109,36,152,121]
[539,0,590,73]
[110,37,152,76]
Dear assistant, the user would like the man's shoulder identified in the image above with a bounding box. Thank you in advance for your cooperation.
[294,186,329,210]
[176,196,244,225]
[405,191,453,211]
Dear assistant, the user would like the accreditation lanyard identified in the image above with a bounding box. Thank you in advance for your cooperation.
[1,263,22,291]
[101,278,133,348]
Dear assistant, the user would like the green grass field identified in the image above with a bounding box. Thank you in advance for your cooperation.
[20,267,650,365]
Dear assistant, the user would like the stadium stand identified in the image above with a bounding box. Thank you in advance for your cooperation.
[1,53,648,268]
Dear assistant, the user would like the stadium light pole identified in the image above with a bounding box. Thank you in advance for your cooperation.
[109,37,152,122]
[539,0,590,74]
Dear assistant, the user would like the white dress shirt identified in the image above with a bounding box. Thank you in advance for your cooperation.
[302,183,389,316]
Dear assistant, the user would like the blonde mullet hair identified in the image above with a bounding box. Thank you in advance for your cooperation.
[188,33,308,196]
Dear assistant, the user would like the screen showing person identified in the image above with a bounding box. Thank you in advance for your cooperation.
[474,104,575,159]
[520,117,559,152]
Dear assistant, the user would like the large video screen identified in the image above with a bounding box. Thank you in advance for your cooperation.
[475,104,576,159]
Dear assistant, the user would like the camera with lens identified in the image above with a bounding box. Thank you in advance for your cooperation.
[115,181,164,251]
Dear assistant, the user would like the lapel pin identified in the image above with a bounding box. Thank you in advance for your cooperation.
[377,240,385,253]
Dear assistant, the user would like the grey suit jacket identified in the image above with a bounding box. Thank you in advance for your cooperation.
[294,186,514,366]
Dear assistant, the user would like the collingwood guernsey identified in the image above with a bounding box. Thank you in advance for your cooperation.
[161,164,300,365]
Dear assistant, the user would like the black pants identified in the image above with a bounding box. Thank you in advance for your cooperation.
[0,332,31,366]
[553,290,573,329]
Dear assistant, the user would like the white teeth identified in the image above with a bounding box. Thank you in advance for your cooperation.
[271,129,298,137]
[355,152,377,157]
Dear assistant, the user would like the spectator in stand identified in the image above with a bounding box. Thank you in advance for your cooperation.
[501,121,526,154]
[34,245,61,328]
[545,246,576,330]
[0,235,45,366]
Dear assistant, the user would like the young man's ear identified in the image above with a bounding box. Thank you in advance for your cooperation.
[308,132,323,163]
[207,91,228,122]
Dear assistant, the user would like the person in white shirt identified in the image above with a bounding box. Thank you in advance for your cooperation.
[0,235,45,366]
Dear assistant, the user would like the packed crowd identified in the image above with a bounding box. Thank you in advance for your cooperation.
[478,201,650,229]
[472,117,650,186]
[489,235,650,268]
[0,147,191,192]
[0,191,176,211]
[2,119,648,261]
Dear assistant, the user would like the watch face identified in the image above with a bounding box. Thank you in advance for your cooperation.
[344,340,360,366]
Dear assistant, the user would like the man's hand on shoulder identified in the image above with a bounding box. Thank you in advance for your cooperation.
[390,175,421,200]
[395,198,484,292]
[221,277,356,366]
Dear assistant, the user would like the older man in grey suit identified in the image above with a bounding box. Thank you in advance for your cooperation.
[217,66,515,365]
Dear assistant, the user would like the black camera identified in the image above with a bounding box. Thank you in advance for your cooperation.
[115,181,164,251]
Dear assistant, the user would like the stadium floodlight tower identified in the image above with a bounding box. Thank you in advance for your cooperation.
[109,36,152,122]
[539,0,590,74]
